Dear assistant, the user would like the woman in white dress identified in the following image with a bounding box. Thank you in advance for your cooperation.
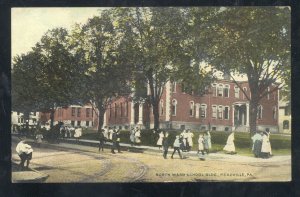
[197,134,206,160]
[156,131,164,149]
[261,131,272,158]
[187,130,194,151]
[223,132,236,154]
[135,127,141,144]
[74,127,82,142]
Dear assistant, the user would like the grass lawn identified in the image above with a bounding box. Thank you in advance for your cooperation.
[80,129,291,157]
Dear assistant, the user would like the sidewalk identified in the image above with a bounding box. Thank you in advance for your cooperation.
[54,137,291,163]
[12,135,291,164]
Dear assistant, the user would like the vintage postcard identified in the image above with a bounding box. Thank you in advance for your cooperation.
[11,7,291,183]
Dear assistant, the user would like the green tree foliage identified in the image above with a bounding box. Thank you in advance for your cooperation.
[12,28,77,128]
[200,7,291,132]
[69,10,133,131]
[114,7,213,129]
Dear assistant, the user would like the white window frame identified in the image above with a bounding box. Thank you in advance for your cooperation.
[218,84,223,97]
[171,99,177,116]
[218,105,223,119]
[224,85,230,98]
[189,101,195,117]
[172,81,176,93]
[273,106,277,120]
[212,83,217,97]
[223,106,230,120]
[200,104,207,118]
[160,100,164,115]
[234,86,240,98]
[212,105,217,118]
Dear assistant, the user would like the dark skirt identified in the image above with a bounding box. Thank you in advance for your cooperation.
[253,140,262,157]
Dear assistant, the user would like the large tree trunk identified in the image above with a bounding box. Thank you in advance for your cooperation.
[249,100,259,134]
[50,108,55,129]
[152,100,160,130]
[97,106,105,133]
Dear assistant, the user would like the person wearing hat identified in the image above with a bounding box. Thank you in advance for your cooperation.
[171,135,183,159]
[16,139,33,170]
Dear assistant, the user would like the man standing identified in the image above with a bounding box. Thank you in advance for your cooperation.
[16,139,33,170]
[116,129,122,153]
[171,135,183,159]
[162,132,169,159]
[98,129,105,152]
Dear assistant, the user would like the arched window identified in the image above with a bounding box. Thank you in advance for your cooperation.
[224,85,230,98]
[212,83,217,97]
[160,100,164,115]
[257,105,263,119]
[189,101,195,117]
[218,84,223,97]
[283,120,289,129]
[171,99,177,116]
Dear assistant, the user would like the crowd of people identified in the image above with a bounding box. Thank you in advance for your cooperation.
[15,124,274,171]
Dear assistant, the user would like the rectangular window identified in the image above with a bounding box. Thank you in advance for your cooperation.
[72,107,75,116]
[109,105,112,119]
[273,107,277,120]
[115,103,117,118]
[212,106,217,118]
[284,106,290,116]
[223,106,229,120]
[77,108,81,117]
[224,85,229,98]
[234,86,239,98]
[126,102,128,116]
[189,102,194,117]
[120,103,123,117]
[77,121,81,126]
[86,121,89,127]
[33,112,36,116]
[17,112,20,115]
[257,106,262,119]
[86,108,90,118]
[267,87,270,100]
[200,105,206,118]
[243,87,247,100]
[218,106,223,119]
[71,120,75,126]
[212,84,217,97]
